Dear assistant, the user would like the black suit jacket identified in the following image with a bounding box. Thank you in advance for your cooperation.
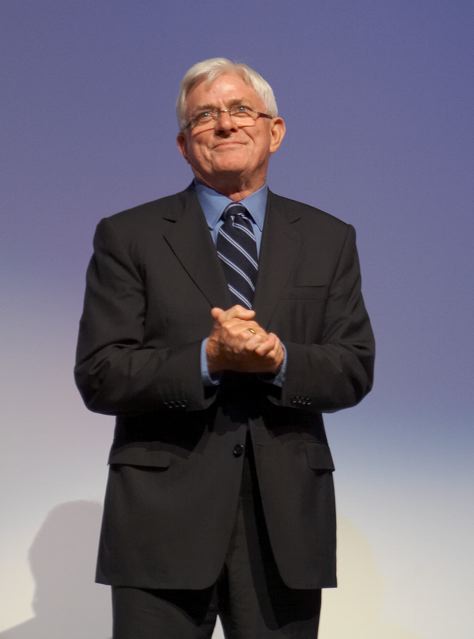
[75,186,375,590]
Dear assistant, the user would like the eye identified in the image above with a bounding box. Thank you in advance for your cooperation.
[232,105,252,117]
[195,110,214,123]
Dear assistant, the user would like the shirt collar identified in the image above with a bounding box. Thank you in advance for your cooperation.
[194,180,268,231]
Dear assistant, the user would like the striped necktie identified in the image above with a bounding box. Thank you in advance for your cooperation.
[216,203,258,309]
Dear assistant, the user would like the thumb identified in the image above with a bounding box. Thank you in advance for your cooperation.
[211,307,224,320]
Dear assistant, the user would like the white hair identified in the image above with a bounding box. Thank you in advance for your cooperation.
[176,57,279,129]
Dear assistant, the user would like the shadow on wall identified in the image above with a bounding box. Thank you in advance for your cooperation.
[1,506,421,639]
[319,517,420,639]
[0,501,111,639]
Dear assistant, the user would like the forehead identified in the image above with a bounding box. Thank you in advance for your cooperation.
[185,73,263,111]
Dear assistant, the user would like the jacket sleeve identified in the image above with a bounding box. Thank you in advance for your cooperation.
[74,217,215,416]
[269,224,375,413]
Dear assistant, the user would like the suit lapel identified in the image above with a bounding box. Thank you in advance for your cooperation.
[161,188,301,322]
[162,188,231,309]
[254,192,301,328]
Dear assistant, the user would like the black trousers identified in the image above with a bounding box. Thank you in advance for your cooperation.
[112,435,321,638]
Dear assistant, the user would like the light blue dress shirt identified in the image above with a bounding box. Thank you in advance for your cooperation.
[194,181,286,387]
[195,180,267,251]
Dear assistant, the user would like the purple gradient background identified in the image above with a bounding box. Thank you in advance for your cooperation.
[1,1,472,637]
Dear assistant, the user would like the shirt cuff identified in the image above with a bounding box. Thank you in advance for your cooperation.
[201,339,221,386]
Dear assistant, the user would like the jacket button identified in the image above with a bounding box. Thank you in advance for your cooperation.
[233,444,244,457]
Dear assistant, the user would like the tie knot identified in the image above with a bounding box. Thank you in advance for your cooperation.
[222,202,249,222]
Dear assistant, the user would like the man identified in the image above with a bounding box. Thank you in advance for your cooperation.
[75,58,375,638]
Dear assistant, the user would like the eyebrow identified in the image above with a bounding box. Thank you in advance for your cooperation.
[191,98,249,113]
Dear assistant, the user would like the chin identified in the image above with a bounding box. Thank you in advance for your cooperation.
[212,157,249,173]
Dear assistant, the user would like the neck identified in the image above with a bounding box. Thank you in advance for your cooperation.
[194,173,266,201]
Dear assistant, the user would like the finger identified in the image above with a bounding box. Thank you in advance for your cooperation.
[223,319,263,336]
[256,333,283,358]
[211,307,225,321]
[265,337,284,369]
[253,334,277,355]
[225,305,256,320]
[266,343,281,362]
[244,333,270,350]
[211,306,255,326]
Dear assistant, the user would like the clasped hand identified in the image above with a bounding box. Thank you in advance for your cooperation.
[206,305,284,374]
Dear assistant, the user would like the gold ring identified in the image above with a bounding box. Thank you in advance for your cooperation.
[247,328,257,335]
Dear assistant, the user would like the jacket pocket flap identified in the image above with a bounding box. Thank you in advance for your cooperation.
[305,444,335,471]
[108,447,171,468]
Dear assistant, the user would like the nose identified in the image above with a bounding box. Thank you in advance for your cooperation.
[215,109,237,133]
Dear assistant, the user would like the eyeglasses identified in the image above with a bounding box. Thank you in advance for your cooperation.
[182,104,273,131]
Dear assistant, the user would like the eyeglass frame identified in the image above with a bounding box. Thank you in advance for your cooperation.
[181,104,273,132]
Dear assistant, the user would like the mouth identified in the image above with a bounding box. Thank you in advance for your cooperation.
[212,141,245,149]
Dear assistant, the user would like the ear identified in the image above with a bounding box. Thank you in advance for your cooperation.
[176,132,189,163]
[269,116,286,154]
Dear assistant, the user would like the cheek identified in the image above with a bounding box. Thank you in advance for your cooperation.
[246,132,269,155]
[188,142,210,165]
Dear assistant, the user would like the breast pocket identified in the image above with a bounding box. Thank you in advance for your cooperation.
[272,284,328,343]
[282,284,328,300]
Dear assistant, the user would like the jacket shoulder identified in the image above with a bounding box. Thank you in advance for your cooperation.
[104,189,193,227]
[269,192,351,231]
